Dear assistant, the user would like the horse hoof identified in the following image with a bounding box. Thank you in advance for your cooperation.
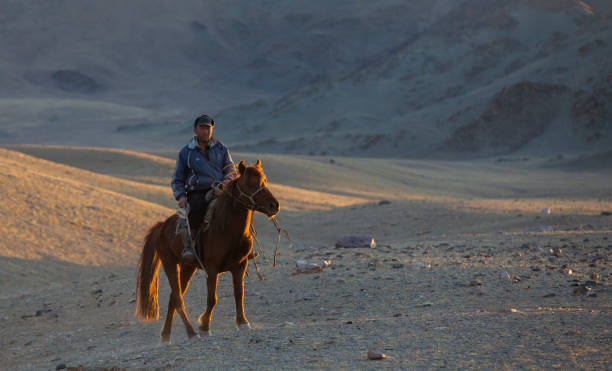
[200,329,212,337]
[160,336,171,345]
[238,323,252,332]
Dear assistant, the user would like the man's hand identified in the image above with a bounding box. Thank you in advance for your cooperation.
[178,197,187,209]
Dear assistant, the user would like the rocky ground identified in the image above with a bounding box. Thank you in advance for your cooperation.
[2,214,610,370]
[0,146,610,370]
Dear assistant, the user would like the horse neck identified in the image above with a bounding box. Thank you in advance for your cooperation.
[227,199,252,238]
[218,180,253,238]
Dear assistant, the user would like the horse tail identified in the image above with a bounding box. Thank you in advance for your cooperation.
[135,221,163,321]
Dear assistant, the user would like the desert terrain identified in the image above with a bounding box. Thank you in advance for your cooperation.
[1,1,612,369]
[0,145,610,370]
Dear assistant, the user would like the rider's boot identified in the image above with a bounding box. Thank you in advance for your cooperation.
[180,226,196,264]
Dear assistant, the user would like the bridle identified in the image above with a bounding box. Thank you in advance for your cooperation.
[231,180,271,213]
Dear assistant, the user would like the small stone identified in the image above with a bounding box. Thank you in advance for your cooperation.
[469,280,482,286]
[573,286,587,296]
[542,293,556,298]
[56,364,66,370]
[35,309,52,316]
[367,351,386,360]
[584,280,597,288]
[91,288,103,296]
[499,271,511,281]
[336,235,376,248]
[584,289,597,298]
[589,272,600,280]
[392,263,404,269]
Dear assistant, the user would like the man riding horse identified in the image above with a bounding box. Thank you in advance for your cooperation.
[171,113,236,263]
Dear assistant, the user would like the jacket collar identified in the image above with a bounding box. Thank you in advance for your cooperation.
[188,136,218,150]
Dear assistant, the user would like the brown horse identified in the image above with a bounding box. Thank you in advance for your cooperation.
[135,159,280,342]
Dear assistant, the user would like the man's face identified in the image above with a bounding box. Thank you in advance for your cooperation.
[194,124,213,144]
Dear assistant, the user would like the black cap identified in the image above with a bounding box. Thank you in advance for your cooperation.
[194,114,215,128]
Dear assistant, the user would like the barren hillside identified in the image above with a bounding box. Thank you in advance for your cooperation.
[1,1,611,158]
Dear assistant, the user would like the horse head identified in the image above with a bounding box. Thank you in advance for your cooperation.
[236,158,280,217]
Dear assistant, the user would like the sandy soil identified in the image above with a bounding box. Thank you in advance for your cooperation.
[0,146,610,370]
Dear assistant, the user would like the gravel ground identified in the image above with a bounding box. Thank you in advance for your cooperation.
[1,227,610,370]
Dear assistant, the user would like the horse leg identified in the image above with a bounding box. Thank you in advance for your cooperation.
[231,260,250,330]
[160,264,197,342]
[160,261,198,341]
[198,271,219,336]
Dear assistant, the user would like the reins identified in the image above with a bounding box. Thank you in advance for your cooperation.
[226,179,292,273]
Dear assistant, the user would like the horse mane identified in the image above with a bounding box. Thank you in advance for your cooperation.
[206,162,264,237]
[207,178,238,236]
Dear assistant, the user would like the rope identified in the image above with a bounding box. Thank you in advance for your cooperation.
[271,216,292,267]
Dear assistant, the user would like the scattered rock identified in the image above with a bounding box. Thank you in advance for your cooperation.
[542,293,556,298]
[91,289,103,296]
[589,272,600,280]
[584,289,597,298]
[499,271,511,281]
[295,260,330,274]
[56,364,66,370]
[367,351,387,360]
[469,280,482,286]
[336,235,376,248]
[391,263,404,269]
[378,200,391,206]
[35,309,52,316]
[573,285,597,297]
[584,280,597,288]
[541,207,551,215]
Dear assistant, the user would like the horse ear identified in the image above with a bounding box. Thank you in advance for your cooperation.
[238,160,246,175]
[255,158,261,168]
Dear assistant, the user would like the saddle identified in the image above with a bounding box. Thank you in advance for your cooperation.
[175,188,220,239]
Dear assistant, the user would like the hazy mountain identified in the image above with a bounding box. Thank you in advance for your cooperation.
[1,0,611,157]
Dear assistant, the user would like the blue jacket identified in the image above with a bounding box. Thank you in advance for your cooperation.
[171,136,235,200]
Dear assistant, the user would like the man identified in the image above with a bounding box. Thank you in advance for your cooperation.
[171,113,236,263]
